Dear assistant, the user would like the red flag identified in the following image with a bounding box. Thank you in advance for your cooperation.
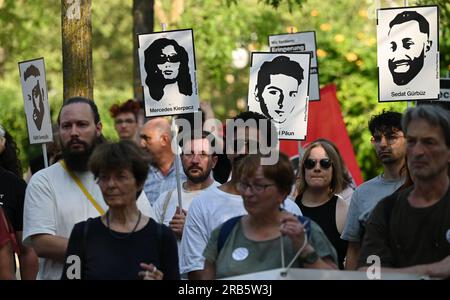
[280,84,363,186]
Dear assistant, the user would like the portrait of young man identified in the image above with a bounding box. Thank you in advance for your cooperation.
[377,6,439,102]
[138,29,199,117]
[23,65,45,131]
[269,31,321,101]
[247,53,311,140]
[19,58,53,144]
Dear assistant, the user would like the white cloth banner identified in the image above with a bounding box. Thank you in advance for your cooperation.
[222,268,427,280]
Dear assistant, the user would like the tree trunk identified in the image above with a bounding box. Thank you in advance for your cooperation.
[133,0,154,103]
[61,0,93,101]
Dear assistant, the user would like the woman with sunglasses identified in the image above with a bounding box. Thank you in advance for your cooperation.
[201,153,338,279]
[295,139,351,269]
[144,38,193,102]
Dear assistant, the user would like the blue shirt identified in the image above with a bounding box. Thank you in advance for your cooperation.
[143,159,187,206]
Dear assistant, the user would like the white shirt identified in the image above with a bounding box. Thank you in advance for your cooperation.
[179,186,302,274]
[153,180,220,226]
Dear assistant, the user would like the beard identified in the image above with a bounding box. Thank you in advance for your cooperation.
[61,136,99,172]
[380,156,397,165]
[183,165,212,184]
[388,49,425,86]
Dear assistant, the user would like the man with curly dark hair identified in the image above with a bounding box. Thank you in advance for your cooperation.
[342,110,407,269]
[358,105,450,278]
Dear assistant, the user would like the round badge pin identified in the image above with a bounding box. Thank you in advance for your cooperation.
[232,247,249,261]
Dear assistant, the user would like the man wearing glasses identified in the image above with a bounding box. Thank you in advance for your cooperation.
[358,105,450,278]
[342,110,406,270]
[153,131,219,239]
[109,99,140,141]
[180,111,301,280]
[140,117,187,206]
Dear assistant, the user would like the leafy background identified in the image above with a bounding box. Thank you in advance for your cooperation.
[0,0,448,180]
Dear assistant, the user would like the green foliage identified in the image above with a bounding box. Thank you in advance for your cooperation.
[91,1,133,91]
[0,0,129,171]
[417,0,450,73]
[260,0,306,10]
[0,0,449,181]
[289,0,410,179]
[178,0,288,118]
[226,0,307,10]
[0,1,62,170]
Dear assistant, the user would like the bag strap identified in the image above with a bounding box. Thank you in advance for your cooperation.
[160,190,174,224]
[60,160,105,215]
[217,216,243,253]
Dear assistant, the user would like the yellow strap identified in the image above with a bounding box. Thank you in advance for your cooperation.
[60,160,105,215]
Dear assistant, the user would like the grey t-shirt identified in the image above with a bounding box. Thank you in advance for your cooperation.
[204,218,337,279]
[341,175,404,242]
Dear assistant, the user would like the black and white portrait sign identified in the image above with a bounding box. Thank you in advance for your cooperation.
[439,79,450,102]
[138,29,199,117]
[18,58,53,144]
[269,31,320,101]
[377,6,439,102]
[247,53,311,140]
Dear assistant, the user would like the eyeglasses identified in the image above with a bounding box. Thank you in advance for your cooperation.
[156,54,181,64]
[304,158,332,170]
[115,118,136,125]
[97,173,134,185]
[370,133,403,145]
[238,181,276,193]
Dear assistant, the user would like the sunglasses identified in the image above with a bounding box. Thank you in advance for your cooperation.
[304,158,332,170]
[156,54,181,64]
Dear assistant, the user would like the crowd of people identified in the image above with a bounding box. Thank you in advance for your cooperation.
[0,97,449,280]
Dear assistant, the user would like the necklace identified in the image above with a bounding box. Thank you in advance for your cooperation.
[106,210,142,239]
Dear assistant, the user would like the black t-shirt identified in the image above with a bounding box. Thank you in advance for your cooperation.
[297,195,348,269]
[0,167,27,231]
[358,186,450,268]
[61,217,180,280]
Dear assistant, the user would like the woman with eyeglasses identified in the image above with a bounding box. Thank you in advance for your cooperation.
[61,141,179,280]
[295,139,351,269]
[201,153,338,279]
[144,38,193,102]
